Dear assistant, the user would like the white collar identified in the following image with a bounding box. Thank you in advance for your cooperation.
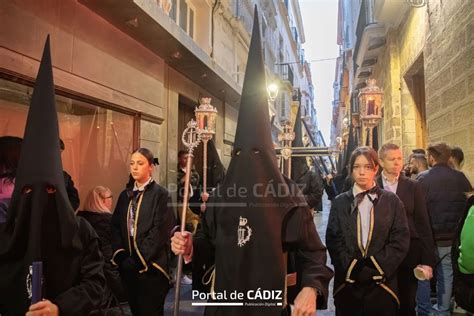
[382,171,399,184]
[133,177,153,192]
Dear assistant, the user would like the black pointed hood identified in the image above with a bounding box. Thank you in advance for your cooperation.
[204,8,301,315]
[206,139,226,188]
[2,36,81,260]
[344,124,355,167]
[291,104,309,180]
[219,6,296,210]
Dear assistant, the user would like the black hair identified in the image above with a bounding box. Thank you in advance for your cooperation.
[178,150,188,158]
[132,148,155,165]
[412,148,426,155]
[0,136,23,181]
[411,153,428,169]
[451,146,464,164]
[427,142,451,164]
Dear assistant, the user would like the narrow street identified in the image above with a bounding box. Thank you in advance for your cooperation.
[1,0,474,315]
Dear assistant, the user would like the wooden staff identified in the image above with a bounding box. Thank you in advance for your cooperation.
[174,120,201,316]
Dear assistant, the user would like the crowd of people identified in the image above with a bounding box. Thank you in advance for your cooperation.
[1,17,473,316]
[319,142,473,315]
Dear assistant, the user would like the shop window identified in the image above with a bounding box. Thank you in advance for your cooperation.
[0,78,135,210]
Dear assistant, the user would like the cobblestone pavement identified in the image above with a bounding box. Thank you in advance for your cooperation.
[158,193,336,316]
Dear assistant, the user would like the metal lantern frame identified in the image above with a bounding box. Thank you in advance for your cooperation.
[358,78,383,147]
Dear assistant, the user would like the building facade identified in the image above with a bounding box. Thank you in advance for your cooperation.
[0,0,315,208]
[333,0,474,181]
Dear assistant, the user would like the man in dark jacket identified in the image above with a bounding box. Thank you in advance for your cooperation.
[377,143,436,316]
[416,142,472,316]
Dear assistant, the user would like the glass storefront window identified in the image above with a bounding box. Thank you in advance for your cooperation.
[0,78,135,210]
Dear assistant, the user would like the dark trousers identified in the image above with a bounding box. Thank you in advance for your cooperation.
[335,284,398,316]
[122,268,170,316]
[397,267,417,316]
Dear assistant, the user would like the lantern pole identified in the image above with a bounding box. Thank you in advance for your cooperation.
[174,120,201,316]
[195,97,218,212]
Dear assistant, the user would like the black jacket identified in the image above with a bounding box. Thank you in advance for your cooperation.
[78,211,126,302]
[326,187,409,306]
[416,164,472,245]
[111,181,175,279]
[376,174,436,268]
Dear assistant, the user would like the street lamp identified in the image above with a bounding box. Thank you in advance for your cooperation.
[358,78,383,148]
[342,116,349,129]
[267,82,279,102]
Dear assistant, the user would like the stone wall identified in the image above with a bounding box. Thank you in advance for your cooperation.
[424,0,474,181]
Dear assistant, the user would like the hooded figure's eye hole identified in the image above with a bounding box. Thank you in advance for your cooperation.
[252,148,260,154]
[234,149,241,156]
[22,187,32,194]
[46,185,56,194]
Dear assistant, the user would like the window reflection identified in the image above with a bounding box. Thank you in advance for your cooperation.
[0,78,134,210]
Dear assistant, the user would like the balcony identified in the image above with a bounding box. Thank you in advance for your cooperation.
[78,0,241,106]
[280,64,294,87]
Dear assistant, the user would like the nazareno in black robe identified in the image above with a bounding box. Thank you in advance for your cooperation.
[187,7,333,316]
[0,36,105,315]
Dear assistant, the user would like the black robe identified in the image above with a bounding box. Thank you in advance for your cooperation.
[0,216,105,315]
[192,178,333,316]
[78,211,127,303]
[111,181,175,278]
[326,187,409,314]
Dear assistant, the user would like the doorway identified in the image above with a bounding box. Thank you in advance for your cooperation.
[404,54,427,149]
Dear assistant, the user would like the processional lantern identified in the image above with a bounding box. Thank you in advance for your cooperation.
[174,97,217,316]
[358,78,383,147]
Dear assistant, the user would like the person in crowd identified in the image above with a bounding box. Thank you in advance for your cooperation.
[412,148,426,155]
[0,136,22,224]
[291,105,323,214]
[326,146,409,316]
[451,192,474,313]
[78,186,127,305]
[60,138,80,211]
[416,142,472,316]
[0,37,105,315]
[407,153,429,179]
[377,143,436,316]
[171,10,333,315]
[449,146,464,171]
[111,148,175,316]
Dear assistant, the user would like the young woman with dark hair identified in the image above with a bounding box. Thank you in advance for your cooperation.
[111,148,175,315]
[326,146,410,315]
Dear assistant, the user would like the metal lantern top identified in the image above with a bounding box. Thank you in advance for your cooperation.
[278,121,295,143]
[195,97,218,138]
[358,78,383,119]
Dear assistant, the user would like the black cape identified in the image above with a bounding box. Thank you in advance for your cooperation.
[0,36,105,315]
